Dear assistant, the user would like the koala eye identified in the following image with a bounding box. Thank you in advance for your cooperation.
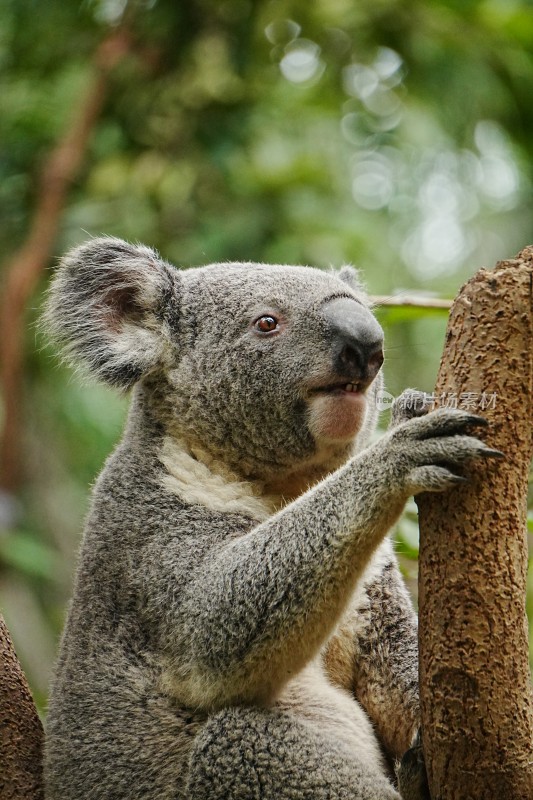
[254,315,279,334]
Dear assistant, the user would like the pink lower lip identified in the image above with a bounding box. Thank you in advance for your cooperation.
[330,391,360,399]
[317,386,361,396]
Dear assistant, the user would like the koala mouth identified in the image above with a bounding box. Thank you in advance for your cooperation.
[307,379,368,442]
[313,381,364,395]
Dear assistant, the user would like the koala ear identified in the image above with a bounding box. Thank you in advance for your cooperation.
[337,265,366,293]
[44,237,181,389]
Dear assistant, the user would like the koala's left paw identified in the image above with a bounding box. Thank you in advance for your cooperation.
[396,730,430,800]
[390,389,433,429]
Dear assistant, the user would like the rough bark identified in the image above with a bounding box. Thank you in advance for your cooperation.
[0,613,44,799]
[417,248,533,799]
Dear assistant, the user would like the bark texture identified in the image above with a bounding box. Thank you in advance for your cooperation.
[0,613,44,799]
[417,248,533,799]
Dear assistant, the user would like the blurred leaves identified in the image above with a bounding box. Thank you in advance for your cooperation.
[0,531,60,582]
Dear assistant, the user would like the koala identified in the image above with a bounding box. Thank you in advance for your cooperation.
[43,237,497,800]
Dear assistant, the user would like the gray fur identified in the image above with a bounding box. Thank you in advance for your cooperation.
[43,238,493,800]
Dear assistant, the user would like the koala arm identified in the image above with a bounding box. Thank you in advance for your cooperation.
[151,440,405,710]
[147,411,497,711]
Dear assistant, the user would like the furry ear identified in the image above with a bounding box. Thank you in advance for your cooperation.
[337,265,366,293]
[44,237,181,389]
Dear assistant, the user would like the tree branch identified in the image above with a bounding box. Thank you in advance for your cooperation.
[417,248,533,799]
[0,29,131,492]
[370,295,452,310]
[0,614,44,799]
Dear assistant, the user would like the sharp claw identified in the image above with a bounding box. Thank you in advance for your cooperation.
[481,447,505,458]
[450,474,468,483]
[464,414,489,428]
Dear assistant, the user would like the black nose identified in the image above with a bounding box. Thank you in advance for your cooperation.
[321,297,384,384]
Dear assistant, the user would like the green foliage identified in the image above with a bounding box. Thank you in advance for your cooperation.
[0,0,532,706]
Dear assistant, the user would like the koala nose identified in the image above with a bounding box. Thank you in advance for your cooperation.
[321,297,384,385]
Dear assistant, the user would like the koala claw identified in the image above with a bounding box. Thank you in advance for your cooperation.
[478,446,505,458]
[406,466,466,494]
[382,408,503,497]
[400,409,489,440]
[390,387,495,435]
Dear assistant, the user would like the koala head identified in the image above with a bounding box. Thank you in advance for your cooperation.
[45,238,384,489]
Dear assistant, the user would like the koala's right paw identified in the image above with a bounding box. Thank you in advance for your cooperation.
[384,408,503,496]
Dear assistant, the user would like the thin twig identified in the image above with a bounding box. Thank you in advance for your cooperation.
[371,294,452,310]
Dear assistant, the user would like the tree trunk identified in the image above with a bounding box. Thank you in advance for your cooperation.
[0,613,44,799]
[417,248,533,799]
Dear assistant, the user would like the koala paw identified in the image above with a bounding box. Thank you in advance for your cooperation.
[396,730,430,800]
[384,408,503,496]
[390,389,433,428]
